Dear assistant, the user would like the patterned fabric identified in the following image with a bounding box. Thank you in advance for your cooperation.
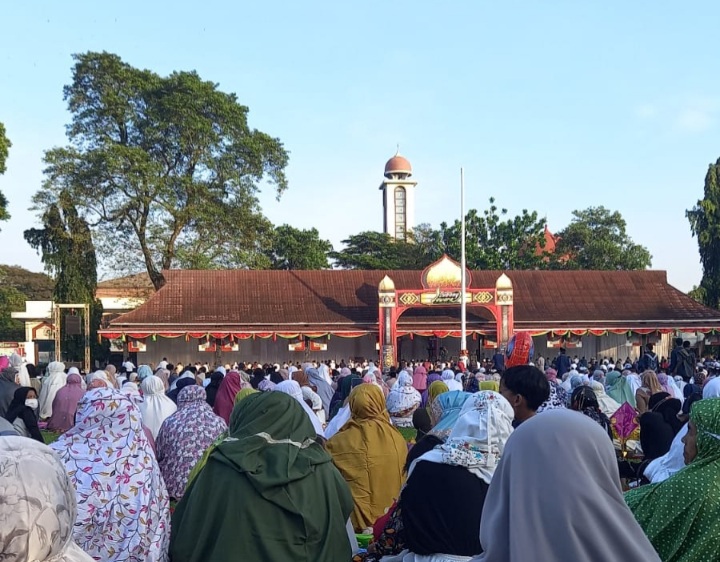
[413,391,514,484]
[386,371,422,428]
[429,391,473,439]
[50,388,170,562]
[626,397,720,562]
[0,436,93,562]
[537,380,568,413]
[156,385,227,500]
[352,501,406,562]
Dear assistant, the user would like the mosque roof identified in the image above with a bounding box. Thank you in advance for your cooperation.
[101,269,720,337]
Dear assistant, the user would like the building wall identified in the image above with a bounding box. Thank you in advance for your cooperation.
[137,334,381,366]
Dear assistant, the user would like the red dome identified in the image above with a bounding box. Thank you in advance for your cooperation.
[384,154,412,176]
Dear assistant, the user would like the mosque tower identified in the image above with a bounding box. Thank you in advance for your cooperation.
[379,151,418,241]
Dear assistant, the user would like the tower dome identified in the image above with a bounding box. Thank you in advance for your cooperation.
[384,154,412,179]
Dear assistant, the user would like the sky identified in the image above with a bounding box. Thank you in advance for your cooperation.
[0,0,718,291]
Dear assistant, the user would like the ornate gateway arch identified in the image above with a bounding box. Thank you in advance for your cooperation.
[377,255,514,370]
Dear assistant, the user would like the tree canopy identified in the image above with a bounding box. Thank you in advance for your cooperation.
[0,121,11,225]
[330,231,432,270]
[438,199,549,270]
[687,158,720,309]
[263,225,332,270]
[24,191,107,362]
[552,206,652,270]
[31,51,289,289]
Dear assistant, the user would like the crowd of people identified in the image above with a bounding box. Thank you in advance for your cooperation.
[0,337,718,561]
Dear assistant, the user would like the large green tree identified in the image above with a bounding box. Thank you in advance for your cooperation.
[264,225,332,270]
[0,266,53,341]
[438,198,549,270]
[0,121,10,224]
[331,230,434,270]
[687,158,720,309]
[32,52,289,289]
[552,206,652,270]
[24,191,107,362]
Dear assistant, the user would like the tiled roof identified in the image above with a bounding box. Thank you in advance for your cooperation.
[105,269,720,333]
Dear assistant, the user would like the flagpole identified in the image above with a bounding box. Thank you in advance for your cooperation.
[460,167,467,363]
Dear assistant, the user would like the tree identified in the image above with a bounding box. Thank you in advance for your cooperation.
[0,266,53,342]
[24,191,107,362]
[687,158,720,309]
[0,121,11,224]
[331,230,434,270]
[0,266,53,300]
[263,225,332,270]
[31,52,289,290]
[438,199,550,270]
[688,285,707,305]
[552,206,652,270]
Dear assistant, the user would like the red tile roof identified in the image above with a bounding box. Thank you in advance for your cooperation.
[104,269,720,334]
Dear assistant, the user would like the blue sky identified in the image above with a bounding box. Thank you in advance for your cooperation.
[0,1,717,291]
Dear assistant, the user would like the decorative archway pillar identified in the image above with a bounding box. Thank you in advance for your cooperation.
[378,275,397,373]
[495,273,514,348]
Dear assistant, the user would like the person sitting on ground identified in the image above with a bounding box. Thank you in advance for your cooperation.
[156,384,227,501]
[474,409,661,562]
[626,397,720,562]
[327,384,408,533]
[50,388,170,561]
[386,371,422,428]
[399,391,514,560]
[570,385,613,439]
[636,370,665,415]
[4,386,44,442]
[0,436,94,561]
[46,373,85,433]
[498,365,550,428]
[170,391,354,561]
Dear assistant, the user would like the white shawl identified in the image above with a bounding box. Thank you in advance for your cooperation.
[139,375,177,439]
[38,361,67,419]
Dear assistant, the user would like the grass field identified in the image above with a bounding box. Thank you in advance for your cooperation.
[41,430,61,445]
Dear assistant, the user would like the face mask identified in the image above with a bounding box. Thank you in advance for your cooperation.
[25,399,38,410]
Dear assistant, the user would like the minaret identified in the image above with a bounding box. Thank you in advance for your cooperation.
[379,151,418,240]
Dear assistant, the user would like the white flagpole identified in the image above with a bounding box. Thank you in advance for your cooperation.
[460,167,467,361]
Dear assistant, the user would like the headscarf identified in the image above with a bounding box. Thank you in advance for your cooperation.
[137,364,153,382]
[386,371,422,428]
[626,398,720,561]
[479,380,500,392]
[441,369,463,392]
[204,371,224,406]
[643,423,689,484]
[430,390,474,438]
[571,385,612,435]
[274,380,325,437]
[606,370,637,407]
[590,380,621,417]
[170,392,353,562]
[292,369,312,388]
[38,361,66,419]
[104,364,118,388]
[47,373,85,433]
[411,391,514,484]
[9,352,30,387]
[412,365,428,392]
[139,375,178,439]
[156,385,227,500]
[326,384,408,531]
[258,379,276,392]
[50,389,170,561]
[0,436,94,562]
[213,371,243,423]
[537,379,568,413]
[475,410,661,562]
[305,367,334,417]
[426,380,449,416]
[317,363,334,385]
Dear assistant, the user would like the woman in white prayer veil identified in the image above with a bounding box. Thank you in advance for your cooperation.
[9,352,30,387]
[472,409,661,562]
[139,375,178,439]
[38,361,67,419]
[274,380,325,438]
